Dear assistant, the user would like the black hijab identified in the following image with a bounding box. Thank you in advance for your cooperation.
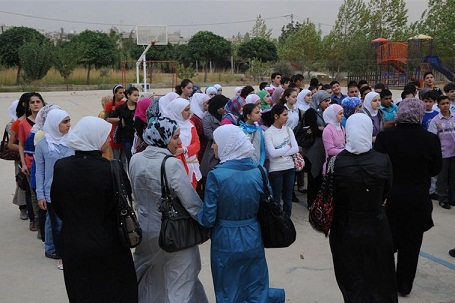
[208,94,229,122]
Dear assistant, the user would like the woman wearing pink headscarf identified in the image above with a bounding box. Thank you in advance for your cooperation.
[322,104,346,174]
[134,97,152,141]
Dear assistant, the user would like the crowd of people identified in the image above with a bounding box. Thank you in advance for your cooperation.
[4,70,455,302]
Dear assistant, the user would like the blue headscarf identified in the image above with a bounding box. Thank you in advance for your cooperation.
[238,120,266,166]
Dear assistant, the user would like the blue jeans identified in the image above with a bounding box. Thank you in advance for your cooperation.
[121,138,133,166]
[46,202,63,258]
[44,212,56,254]
[268,168,295,217]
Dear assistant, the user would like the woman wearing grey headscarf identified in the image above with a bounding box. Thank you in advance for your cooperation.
[330,113,397,302]
[374,98,442,297]
[51,116,138,302]
[301,90,331,208]
[129,117,208,303]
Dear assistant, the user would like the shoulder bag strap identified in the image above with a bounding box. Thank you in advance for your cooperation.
[110,159,133,208]
[160,155,175,199]
[3,127,9,142]
[257,165,271,197]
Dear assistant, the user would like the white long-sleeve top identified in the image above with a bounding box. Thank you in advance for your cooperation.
[264,125,299,173]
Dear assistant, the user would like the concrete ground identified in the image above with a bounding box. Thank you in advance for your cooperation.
[0,89,454,302]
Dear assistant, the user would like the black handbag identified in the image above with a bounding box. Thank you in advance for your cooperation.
[0,126,20,161]
[159,155,210,253]
[257,165,297,248]
[15,170,30,191]
[110,160,142,248]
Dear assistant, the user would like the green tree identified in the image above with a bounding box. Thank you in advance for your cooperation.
[238,37,278,63]
[0,26,47,84]
[417,0,455,60]
[18,39,54,84]
[186,31,231,82]
[368,0,408,41]
[251,15,272,41]
[278,18,323,76]
[53,42,84,90]
[72,30,117,84]
[324,0,371,77]
[278,21,303,44]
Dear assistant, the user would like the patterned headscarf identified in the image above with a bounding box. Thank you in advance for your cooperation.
[32,103,61,133]
[396,98,424,124]
[341,97,362,119]
[143,117,179,148]
[225,96,244,117]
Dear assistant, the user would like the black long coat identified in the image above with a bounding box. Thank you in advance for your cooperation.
[374,123,442,234]
[329,149,397,303]
[51,151,138,303]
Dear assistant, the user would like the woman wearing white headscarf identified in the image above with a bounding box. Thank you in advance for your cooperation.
[322,104,345,174]
[167,97,201,189]
[129,117,208,303]
[198,124,285,303]
[360,91,384,140]
[330,113,397,303]
[35,109,74,270]
[158,92,179,118]
[190,93,210,163]
[296,89,312,111]
[51,116,138,302]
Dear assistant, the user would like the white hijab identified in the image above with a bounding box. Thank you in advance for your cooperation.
[363,92,380,117]
[67,116,111,151]
[296,89,311,111]
[159,92,179,117]
[190,93,209,119]
[43,109,70,152]
[345,113,372,155]
[213,124,254,163]
[245,94,260,105]
[167,98,193,147]
[323,104,343,130]
[234,86,242,98]
[8,100,19,121]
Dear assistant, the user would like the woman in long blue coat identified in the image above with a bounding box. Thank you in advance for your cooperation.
[198,124,285,303]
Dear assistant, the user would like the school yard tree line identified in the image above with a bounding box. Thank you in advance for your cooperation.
[0,0,454,85]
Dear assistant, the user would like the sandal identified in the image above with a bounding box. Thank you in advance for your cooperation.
[29,221,38,232]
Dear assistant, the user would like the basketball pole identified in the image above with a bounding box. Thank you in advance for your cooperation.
[136,41,155,92]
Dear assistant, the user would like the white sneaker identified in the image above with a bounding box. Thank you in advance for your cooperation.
[57,260,63,270]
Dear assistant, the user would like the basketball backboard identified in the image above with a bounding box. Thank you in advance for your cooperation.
[136,25,168,46]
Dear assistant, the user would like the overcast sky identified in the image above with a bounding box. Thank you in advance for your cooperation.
[0,0,429,39]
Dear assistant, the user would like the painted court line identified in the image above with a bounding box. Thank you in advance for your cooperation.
[420,251,455,271]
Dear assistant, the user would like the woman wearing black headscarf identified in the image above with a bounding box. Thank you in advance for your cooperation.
[200,95,229,195]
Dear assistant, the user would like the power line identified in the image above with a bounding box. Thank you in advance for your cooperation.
[0,9,288,28]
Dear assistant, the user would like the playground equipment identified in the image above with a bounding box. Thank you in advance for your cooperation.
[352,35,455,87]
